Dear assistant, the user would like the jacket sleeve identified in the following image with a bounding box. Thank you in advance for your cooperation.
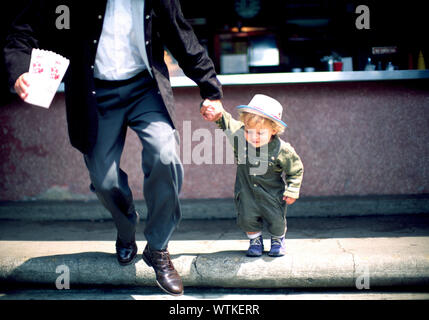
[155,0,222,101]
[3,0,45,90]
[278,142,304,199]
[216,109,244,134]
[214,108,247,161]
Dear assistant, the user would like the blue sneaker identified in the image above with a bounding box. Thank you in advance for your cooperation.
[268,236,286,257]
[246,235,264,257]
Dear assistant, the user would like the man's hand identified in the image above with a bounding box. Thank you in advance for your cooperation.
[200,99,223,121]
[14,72,30,100]
[283,196,296,205]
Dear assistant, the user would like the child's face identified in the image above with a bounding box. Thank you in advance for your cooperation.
[244,122,276,148]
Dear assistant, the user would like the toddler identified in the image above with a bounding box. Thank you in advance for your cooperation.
[203,94,304,257]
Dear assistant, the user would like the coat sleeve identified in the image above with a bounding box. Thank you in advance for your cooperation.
[214,108,247,161]
[278,142,304,199]
[155,0,222,101]
[216,109,244,134]
[3,0,45,90]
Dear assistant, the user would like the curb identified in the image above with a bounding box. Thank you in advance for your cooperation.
[1,238,428,289]
[1,195,429,221]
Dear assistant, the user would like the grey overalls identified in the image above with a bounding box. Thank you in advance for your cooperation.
[217,110,304,236]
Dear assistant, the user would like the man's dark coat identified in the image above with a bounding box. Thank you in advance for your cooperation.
[4,0,222,154]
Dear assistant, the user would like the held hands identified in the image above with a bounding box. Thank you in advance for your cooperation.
[14,73,30,100]
[283,196,296,205]
[200,99,223,121]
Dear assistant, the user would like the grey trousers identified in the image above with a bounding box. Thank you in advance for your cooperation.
[84,71,183,250]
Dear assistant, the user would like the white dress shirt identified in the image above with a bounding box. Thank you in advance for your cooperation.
[94,0,152,80]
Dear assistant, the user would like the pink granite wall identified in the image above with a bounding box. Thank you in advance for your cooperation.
[1,80,428,201]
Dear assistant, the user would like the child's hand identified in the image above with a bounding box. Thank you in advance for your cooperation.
[200,99,223,121]
[283,196,296,205]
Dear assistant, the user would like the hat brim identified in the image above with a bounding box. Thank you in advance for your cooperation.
[236,105,288,128]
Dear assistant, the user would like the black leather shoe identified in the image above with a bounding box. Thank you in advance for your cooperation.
[115,240,137,266]
[142,244,184,296]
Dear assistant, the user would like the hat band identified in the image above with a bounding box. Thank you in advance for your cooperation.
[236,105,287,128]
[248,104,281,120]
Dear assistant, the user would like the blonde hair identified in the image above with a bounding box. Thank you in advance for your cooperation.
[239,112,285,135]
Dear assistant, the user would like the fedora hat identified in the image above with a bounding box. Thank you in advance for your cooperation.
[236,94,287,128]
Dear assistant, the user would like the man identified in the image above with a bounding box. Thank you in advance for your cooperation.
[4,0,222,296]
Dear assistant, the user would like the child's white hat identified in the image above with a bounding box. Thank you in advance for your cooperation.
[236,94,287,128]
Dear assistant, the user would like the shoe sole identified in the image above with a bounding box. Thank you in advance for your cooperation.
[155,280,184,297]
[142,252,184,296]
[268,251,286,257]
[246,252,263,257]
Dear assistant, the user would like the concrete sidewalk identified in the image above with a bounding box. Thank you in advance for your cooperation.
[0,209,429,290]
